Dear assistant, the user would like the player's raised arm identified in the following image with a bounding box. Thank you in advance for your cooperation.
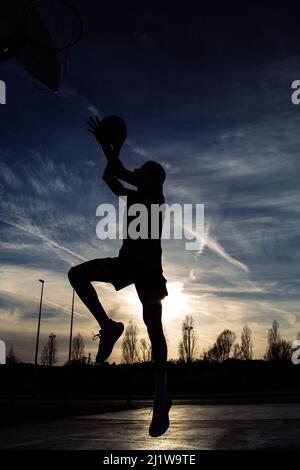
[108,159,139,186]
[87,115,165,190]
[109,159,159,189]
[102,163,135,197]
[87,115,143,188]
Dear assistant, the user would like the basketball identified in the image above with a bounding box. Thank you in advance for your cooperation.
[100,115,127,148]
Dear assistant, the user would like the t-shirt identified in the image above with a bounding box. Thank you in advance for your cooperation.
[118,184,165,274]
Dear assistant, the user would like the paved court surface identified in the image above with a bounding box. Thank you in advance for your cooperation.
[1,403,300,450]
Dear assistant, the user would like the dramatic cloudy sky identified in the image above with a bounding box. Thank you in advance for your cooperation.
[0,1,300,363]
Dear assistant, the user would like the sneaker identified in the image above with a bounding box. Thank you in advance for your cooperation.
[149,393,172,437]
[93,320,124,363]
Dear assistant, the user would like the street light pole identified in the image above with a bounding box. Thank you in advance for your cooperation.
[68,289,75,365]
[34,279,44,366]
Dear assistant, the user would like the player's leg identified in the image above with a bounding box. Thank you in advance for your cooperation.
[143,301,172,437]
[142,301,167,371]
[68,259,124,362]
[68,259,111,329]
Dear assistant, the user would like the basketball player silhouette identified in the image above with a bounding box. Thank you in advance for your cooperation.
[68,116,172,437]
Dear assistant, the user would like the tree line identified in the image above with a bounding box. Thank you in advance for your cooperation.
[6,318,297,365]
[115,317,296,364]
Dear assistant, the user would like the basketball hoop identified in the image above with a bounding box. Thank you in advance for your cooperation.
[0,0,83,92]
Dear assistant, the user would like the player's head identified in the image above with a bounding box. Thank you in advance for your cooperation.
[135,160,166,185]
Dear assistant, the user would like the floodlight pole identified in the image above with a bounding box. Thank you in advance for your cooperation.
[185,325,193,362]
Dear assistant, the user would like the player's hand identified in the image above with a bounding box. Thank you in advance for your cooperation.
[87,116,104,144]
[87,115,122,160]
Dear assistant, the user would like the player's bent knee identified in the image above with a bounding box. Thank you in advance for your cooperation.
[68,265,81,285]
[68,266,75,284]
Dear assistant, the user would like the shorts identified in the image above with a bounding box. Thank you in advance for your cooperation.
[86,256,168,305]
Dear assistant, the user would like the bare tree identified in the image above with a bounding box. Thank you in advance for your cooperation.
[233,343,241,359]
[6,346,19,365]
[266,320,280,353]
[40,333,58,366]
[178,315,197,362]
[218,324,253,361]
[202,343,221,362]
[139,337,152,362]
[203,329,236,362]
[264,320,292,360]
[240,324,253,360]
[72,333,85,363]
[216,329,236,361]
[278,339,293,359]
[40,345,50,366]
[122,321,140,364]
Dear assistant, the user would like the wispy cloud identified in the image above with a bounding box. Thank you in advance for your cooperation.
[198,224,249,272]
[87,105,102,117]
[0,217,87,263]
